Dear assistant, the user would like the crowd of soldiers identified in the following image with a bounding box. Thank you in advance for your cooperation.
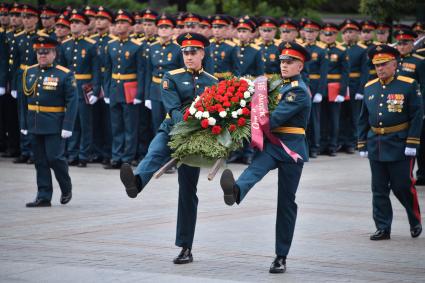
[0,3,424,179]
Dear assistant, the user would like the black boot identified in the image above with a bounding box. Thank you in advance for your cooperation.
[26,199,51,207]
[411,224,422,238]
[60,192,72,205]
[173,248,193,264]
[220,169,239,206]
[120,163,143,198]
[370,229,391,240]
[269,256,286,273]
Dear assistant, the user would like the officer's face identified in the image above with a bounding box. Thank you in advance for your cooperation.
[41,15,55,29]
[10,14,22,27]
[133,21,143,34]
[183,48,204,70]
[70,21,86,36]
[360,30,374,41]
[55,24,70,38]
[303,29,319,43]
[0,14,9,26]
[200,25,212,38]
[95,18,110,31]
[212,25,227,39]
[237,28,252,43]
[280,59,303,78]
[143,21,157,36]
[174,26,184,37]
[396,41,414,55]
[375,60,397,80]
[342,29,358,43]
[88,16,96,30]
[280,29,298,42]
[321,31,337,44]
[157,25,174,39]
[37,48,56,67]
[376,30,389,43]
[115,20,131,37]
[22,14,38,30]
[259,27,276,41]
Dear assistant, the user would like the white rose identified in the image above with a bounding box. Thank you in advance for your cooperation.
[195,111,203,119]
[231,111,238,119]
[240,99,246,107]
[219,111,227,118]
[248,86,254,92]
[208,117,216,126]
[189,107,196,115]
[194,96,200,102]
[202,111,210,118]
[244,91,251,99]
[237,108,243,115]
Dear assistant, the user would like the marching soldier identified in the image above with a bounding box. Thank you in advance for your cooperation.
[20,36,78,207]
[119,32,218,264]
[104,10,145,169]
[40,5,60,40]
[301,19,328,158]
[219,42,311,273]
[83,5,98,37]
[279,18,299,43]
[132,12,144,39]
[320,23,350,156]
[55,15,71,43]
[375,22,392,45]
[358,45,423,240]
[140,8,158,44]
[59,9,101,167]
[257,16,281,77]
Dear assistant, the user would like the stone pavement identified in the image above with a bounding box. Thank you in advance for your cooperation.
[0,154,424,283]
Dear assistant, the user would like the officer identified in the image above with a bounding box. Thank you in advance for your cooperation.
[40,5,59,40]
[145,14,183,133]
[55,15,71,43]
[359,20,378,81]
[301,19,328,158]
[120,32,218,264]
[199,16,212,39]
[90,6,115,166]
[59,9,100,167]
[257,16,281,77]
[320,23,350,156]
[358,45,423,240]
[375,22,392,45]
[104,10,145,169]
[131,11,144,39]
[83,5,97,37]
[279,18,299,43]
[393,29,425,185]
[413,21,425,56]
[140,8,158,44]
[20,36,78,207]
[209,14,240,80]
[338,19,369,154]
[220,42,311,273]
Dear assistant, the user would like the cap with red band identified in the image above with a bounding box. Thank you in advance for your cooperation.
[394,29,417,41]
[278,41,310,62]
[302,19,321,30]
[33,36,59,49]
[84,6,97,17]
[322,23,339,32]
[115,9,134,25]
[156,14,175,27]
[368,45,399,65]
[141,9,158,22]
[237,15,256,31]
[56,15,71,28]
[96,6,114,22]
[21,4,39,16]
[340,19,360,31]
[41,6,59,17]
[279,18,298,30]
[176,32,210,51]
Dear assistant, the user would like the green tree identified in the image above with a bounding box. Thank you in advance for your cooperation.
[359,0,415,22]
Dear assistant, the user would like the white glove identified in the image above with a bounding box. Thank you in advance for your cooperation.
[88,95,98,105]
[0,87,5,96]
[355,93,364,100]
[133,98,142,105]
[145,99,152,109]
[61,130,72,139]
[20,129,28,135]
[335,95,345,103]
[11,90,17,99]
[359,151,368,158]
[104,97,110,104]
[313,93,322,103]
[405,147,417,157]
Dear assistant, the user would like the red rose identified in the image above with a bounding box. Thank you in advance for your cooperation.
[238,86,247,92]
[197,107,204,111]
[183,111,190,121]
[201,119,209,128]
[242,108,250,116]
[229,124,236,132]
[211,125,222,135]
[238,117,246,126]
[223,101,231,107]
[231,97,239,103]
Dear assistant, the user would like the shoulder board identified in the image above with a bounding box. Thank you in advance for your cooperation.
[108,35,118,41]
[108,38,117,44]
[27,64,39,70]
[210,38,216,43]
[397,75,415,84]
[412,53,425,60]
[37,31,49,37]
[62,37,73,44]
[416,48,425,53]
[336,44,346,51]
[15,30,25,37]
[254,38,262,45]
[202,70,218,81]
[0,27,3,33]
[373,41,381,45]
[83,37,96,44]
[295,38,304,45]
[250,43,261,51]
[56,65,71,73]
[224,39,236,47]
[291,81,299,87]
[233,39,240,45]
[274,38,282,45]
[357,42,367,49]
[131,38,142,46]
[150,40,160,46]
[316,41,326,49]
[169,68,186,75]
[365,78,379,88]
[89,33,98,39]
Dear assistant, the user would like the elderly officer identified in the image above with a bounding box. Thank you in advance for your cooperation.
[59,9,100,168]
[120,33,218,264]
[358,45,423,240]
[103,10,145,169]
[20,36,77,207]
[220,42,311,273]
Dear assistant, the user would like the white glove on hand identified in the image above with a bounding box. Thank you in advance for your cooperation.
[359,151,368,158]
[0,87,5,96]
[20,129,28,135]
[313,93,322,103]
[88,95,98,105]
[335,95,345,103]
[11,90,17,99]
[133,98,142,105]
[355,93,364,100]
[61,130,72,139]
[104,97,110,104]
[145,99,152,110]
[405,147,417,157]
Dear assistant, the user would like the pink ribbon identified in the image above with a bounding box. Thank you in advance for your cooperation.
[250,76,303,162]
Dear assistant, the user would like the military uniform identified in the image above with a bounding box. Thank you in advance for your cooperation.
[256,17,281,77]
[358,45,423,238]
[39,6,59,40]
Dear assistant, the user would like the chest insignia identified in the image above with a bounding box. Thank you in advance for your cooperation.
[167,52,172,61]
[125,51,130,60]
[386,93,404,112]
[330,54,338,61]
[81,49,86,58]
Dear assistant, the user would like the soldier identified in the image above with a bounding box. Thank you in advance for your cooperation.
[0,3,9,153]
[338,19,369,154]
[320,23,350,156]
[301,19,328,158]
[393,29,425,185]
[83,5,97,37]
[103,10,145,169]
[413,22,425,56]
[55,15,71,43]
[119,33,218,264]
[375,22,392,45]
[358,45,423,240]
[145,14,183,134]
[279,18,299,43]
[59,10,101,167]
[132,12,144,39]
[219,42,311,273]
[199,15,212,39]
[360,20,378,81]
[40,5,60,39]
[20,36,78,207]
[209,14,240,80]
[140,9,158,43]
[257,16,281,77]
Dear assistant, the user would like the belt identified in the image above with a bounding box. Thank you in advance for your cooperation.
[272,127,305,135]
[20,64,29,70]
[371,122,409,135]
[349,72,361,78]
[214,72,232,79]
[112,73,137,80]
[28,104,65,113]
[309,74,320,80]
[152,76,162,84]
[327,74,341,80]
[369,69,377,75]
[74,74,92,80]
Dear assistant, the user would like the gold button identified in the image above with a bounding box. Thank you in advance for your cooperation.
[36,101,39,104]
[159,60,162,63]
[240,61,243,64]
[37,84,41,87]
[196,85,199,88]
[159,74,163,77]
[118,66,120,68]
[73,56,77,59]
[119,50,122,53]
[41,69,44,72]
[26,50,28,53]
[74,49,77,52]
[39,77,42,79]
[195,77,198,80]
[73,64,77,67]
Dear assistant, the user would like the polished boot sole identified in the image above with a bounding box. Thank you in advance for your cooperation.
[60,192,72,205]
[173,256,193,264]
[269,267,286,274]
[220,169,235,206]
[120,163,138,198]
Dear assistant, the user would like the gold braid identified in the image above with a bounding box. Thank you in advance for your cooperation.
[22,66,38,96]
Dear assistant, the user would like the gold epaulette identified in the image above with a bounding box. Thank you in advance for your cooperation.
[0,27,3,33]
[149,40,160,46]
[295,38,304,45]
[37,30,49,37]
[250,43,261,51]
[291,81,299,87]
[316,41,327,49]
[412,53,425,60]
[108,38,117,44]
[357,42,368,49]
[336,44,346,51]
[62,37,73,44]
[84,37,96,44]
[397,76,415,84]
[131,38,142,46]
[89,33,98,39]
[416,48,425,53]
[169,68,186,75]
[15,30,25,37]
[274,38,282,45]
[225,39,236,47]
[202,70,218,81]
[56,65,71,74]
[365,78,379,88]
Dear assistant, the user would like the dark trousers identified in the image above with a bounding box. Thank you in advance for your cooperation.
[0,94,20,154]
[151,100,166,134]
[369,158,421,232]
[136,103,153,159]
[92,99,112,160]
[66,101,93,161]
[308,102,321,153]
[236,149,303,257]
[416,121,425,179]
[31,134,72,201]
[339,99,362,149]
[320,100,341,152]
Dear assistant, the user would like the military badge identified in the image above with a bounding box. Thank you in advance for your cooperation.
[221,51,226,60]
[81,49,86,58]
[269,53,276,61]
[387,94,404,112]
[330,54,338,61]
[311,52,318,60]
[125,51,130,60]
[167,52,172,61]
[162,79,168,89]
[285,92,296,102]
